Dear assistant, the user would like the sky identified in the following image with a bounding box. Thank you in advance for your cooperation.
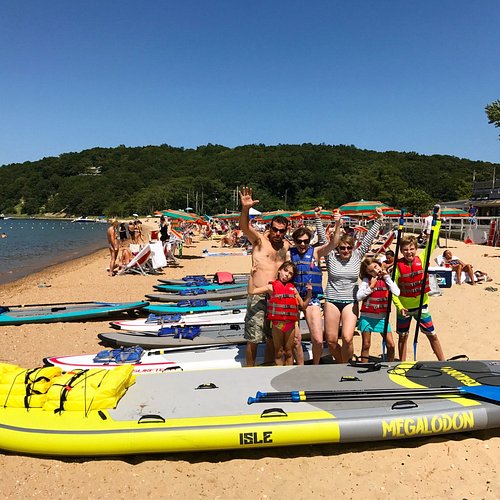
[1,0,499,166]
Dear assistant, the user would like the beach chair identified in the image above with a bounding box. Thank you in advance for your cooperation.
[118,244,152,276]
[150,241,167,270]
[371,230,396,257]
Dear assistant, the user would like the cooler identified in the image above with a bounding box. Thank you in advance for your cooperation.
[428,266,452,288]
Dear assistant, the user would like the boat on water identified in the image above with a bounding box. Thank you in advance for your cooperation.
[71,217,106,223]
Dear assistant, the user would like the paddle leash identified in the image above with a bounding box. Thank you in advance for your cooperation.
[381,209,405,359]
[412,205,440,360]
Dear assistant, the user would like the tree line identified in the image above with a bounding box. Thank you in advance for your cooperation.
[0,143,497,217]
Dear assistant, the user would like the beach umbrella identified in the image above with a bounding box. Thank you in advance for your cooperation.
[214,213,240,220]
[301,209,333,219]
[440,207,469,217]
[261,210,302,221]
[161,209,199,221]
[338,200,391,216]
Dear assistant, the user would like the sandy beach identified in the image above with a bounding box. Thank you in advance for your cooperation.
[0,229,499,499]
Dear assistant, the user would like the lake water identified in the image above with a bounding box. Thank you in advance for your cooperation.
[0,219,108,285]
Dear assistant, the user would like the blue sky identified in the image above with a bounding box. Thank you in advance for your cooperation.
[1,0,499,166]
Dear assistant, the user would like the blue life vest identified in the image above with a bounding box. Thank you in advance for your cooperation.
[290,246,323,298]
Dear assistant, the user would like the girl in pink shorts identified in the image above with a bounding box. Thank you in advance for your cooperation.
[250,261,312,366]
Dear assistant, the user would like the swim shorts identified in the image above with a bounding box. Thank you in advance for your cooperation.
[396,306,435,336]
[244,294,272,343]
[358,316,392,334]
[271,320,296,334]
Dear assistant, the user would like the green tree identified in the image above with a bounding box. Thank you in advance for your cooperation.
[485,100,500,137]
[399,188,434,216]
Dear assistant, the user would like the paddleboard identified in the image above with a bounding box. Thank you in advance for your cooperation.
[202,250,248,257]
[44,341,325,373]
[111,310,247,332]
[0,301,149,326]
[159,274,249,286]
[153,283,247,292]
[145,289,248,303]
[1,360,499,456]
[98,320,311,348]
[145,300,247,315]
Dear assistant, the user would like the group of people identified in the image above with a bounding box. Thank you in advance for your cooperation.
[239,186,446,367]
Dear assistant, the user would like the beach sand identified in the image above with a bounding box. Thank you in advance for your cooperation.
[1,231,499,499]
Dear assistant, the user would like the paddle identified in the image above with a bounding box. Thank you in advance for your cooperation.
[413,205,440,360]
[381,208,405,359]
[247,385,500,405]
[2,301,97,310]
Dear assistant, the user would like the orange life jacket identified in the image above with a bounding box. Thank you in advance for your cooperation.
[267,280,299,322]
[360,278,389,314]
[397,256,430,297]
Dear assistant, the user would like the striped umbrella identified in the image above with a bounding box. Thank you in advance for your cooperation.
[214,213,240,220]
[162,209,200,221]
[338,200,391,216]
[301,209,333,219]
[440,207,469,217]
[261,210,302,221]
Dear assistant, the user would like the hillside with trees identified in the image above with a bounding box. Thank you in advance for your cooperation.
[0,143,497,217]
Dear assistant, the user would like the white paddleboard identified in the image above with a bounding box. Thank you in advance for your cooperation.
[111,310,247,332]
[45,342,327,374]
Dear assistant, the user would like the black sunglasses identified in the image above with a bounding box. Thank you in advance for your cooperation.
[338,245,352,251]
[271,226,286,234]
[295,238,310,245]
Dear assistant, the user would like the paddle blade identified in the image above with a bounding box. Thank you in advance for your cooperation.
[460,385,500,404]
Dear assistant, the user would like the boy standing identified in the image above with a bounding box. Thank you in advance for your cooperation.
[392,218,445,361]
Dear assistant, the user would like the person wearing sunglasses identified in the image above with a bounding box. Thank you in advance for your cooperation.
[289,209,342,364]
[315,207,384,363]
[239,186,290,366]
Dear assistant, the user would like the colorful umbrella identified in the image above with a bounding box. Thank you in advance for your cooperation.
[162,209,199,221]
[301,209,333,219]
[440,207,469,217]
[261,210,302,221]
[214,213,241,220]
[338,200,391,216]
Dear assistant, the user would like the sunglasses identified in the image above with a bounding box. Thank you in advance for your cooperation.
[295,238,310,245]
[338,245,352,251]
[270,226,286,234]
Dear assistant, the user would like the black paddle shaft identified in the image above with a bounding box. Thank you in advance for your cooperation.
[382,209,405,336]
[413,205,440,358]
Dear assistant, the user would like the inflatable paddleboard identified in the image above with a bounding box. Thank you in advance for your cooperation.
[159,274,249,286]
[111,310,247,332]
[1,360,499,456]
[144,300,247,315]
[44,341,325,373]
[153,283,246,292]
[145,289,248,303]
[98,320,311,348]
[0,301,149,326]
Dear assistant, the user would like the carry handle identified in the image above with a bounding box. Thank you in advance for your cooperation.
[260,408,288,418]
[138,414,166,424]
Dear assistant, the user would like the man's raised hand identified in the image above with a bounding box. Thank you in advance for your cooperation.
[239,186,259,209]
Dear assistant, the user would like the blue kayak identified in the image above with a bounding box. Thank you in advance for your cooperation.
[0,301,149,325]
[145,300,247,315]
[153,283,247,292]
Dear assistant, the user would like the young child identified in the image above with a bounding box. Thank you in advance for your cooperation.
[357,258,400,362]
[250,261,312,366]
[392,219,445,361]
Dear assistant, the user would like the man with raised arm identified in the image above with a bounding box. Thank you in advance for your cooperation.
[239,186,290,366]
